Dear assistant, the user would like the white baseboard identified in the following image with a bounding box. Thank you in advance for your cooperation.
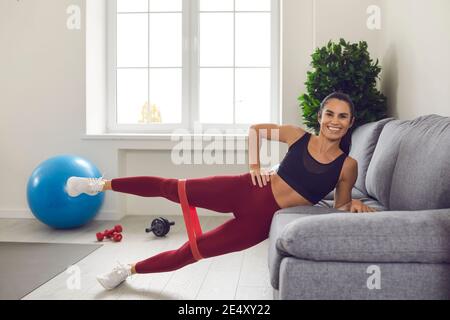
[0,208,228,221]
[0,209,34,219]
[95,210,125,221]
[0,208,125,221]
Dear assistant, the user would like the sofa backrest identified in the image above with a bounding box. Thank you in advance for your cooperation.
[349,118,395,195]
[366,115,450,211]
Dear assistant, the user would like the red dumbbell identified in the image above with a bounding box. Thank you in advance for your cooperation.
[111,233,123,242]
[96,225,123,242]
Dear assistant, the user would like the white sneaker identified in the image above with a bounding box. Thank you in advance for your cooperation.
[97,262,132,290]
[66,176,105,197]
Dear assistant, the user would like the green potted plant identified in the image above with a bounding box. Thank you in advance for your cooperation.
[299,38,388,133]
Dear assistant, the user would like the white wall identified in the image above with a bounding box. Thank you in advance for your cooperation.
[281,0,314,126]
[0,0,448,221]
[282,0,384,127]
[0,0,110,218]
[315,0,382,58]
[379,0,450,119]
[283,0,450,121]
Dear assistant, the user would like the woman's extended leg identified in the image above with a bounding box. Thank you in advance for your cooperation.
[134,216,270,274]
[96,173,281,289]
[134,179,280,274]
[97,215,270,289]
[108,174,247,215]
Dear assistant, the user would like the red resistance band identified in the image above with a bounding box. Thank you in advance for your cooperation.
[177,179,204,261]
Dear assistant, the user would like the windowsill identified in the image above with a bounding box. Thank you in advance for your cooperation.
[81,133,251,151]
[82,133,249,141]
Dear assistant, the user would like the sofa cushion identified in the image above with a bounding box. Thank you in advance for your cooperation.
[348,117,395,195]
[278,258,450,300]
[366,115,450,210]
[277,208,450,264]
[269,207,341,290]
[321,118,394,201]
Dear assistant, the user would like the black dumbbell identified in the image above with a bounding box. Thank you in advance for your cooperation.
[145,217,175,237]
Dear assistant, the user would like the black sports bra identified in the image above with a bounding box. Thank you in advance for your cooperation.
[277,132,347,205]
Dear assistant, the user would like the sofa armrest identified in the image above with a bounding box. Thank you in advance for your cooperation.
[277,208,450,263]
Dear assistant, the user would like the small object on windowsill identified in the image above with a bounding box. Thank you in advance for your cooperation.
[138,102,162,124]
[150,104,162,123]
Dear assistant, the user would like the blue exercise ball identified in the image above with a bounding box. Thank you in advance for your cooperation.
[27,155,105,229]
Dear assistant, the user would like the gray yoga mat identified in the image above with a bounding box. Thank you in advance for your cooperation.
[0,242,102,300]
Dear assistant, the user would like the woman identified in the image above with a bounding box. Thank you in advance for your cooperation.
[66,92,377,290]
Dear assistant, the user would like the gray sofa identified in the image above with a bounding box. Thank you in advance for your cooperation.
[269,114,450,300]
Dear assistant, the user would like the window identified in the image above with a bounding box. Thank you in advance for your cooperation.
[107,0,280,134]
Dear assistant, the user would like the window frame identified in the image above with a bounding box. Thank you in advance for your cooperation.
[106,0,280,134]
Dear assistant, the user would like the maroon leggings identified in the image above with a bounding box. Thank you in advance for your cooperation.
[111,173,281,274]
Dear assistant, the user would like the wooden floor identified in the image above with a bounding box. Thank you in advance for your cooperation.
[0,215,274,300]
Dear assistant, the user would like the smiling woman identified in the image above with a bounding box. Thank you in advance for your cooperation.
[317,92,356,156]
[269,91,375,212]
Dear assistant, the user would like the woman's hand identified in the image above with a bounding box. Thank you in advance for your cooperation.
[350,199,377,213]
[250,165,274,188]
